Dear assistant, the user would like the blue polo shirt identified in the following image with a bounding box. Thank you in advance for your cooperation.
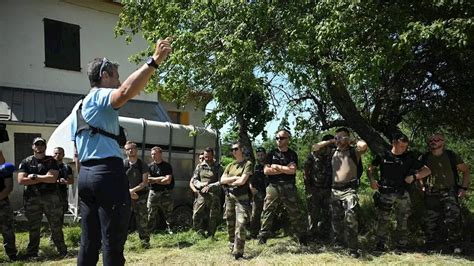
[70,88,122,162]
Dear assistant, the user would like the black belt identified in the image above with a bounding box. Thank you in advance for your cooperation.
[332,180,357,190]
[425,187,452,195]
[151,188,170,192]
[81,157,122,166]
[379,186,405,194]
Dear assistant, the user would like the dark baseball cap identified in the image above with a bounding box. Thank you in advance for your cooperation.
[33,137,46,145]
[392,133,409,143]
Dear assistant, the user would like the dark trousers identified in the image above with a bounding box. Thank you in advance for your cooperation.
[77,157,131,266]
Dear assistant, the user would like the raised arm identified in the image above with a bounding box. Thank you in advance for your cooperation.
[111,39,172,109]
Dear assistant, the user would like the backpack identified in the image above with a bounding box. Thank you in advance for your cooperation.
[420,149,459,188]
[75,99,127,146]
[330,146,364,185]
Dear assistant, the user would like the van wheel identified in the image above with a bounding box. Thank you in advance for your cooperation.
[172,205,192,230]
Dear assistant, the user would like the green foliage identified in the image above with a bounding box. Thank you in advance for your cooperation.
[63,225,81,248]
[116,2,274,141]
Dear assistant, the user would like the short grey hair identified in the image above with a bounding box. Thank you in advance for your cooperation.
[87,57,120,87]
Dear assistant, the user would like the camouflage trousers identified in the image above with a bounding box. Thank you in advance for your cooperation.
[307,187,332,239]
[147,190,173,231]
[132,192,150,242]
[330,187,359,249]
[225,193,250,255]
[249,192,264,237]
[59,189,69,214]
[0,198,17,258]
[24,191,67,255]
[424,191,461,245]
[193,192,221,237]
[259,183,307,240]
[375,191,411,247]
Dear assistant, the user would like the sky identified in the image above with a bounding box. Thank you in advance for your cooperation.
[205,95,297,144]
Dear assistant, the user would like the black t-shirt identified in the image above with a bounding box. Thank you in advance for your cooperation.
[18,155,59,192]
[58,163,73,193]
[265,148,298,185]
[251,162,267,192]
[149,161,174,191]
[372,151,424,188]
[124,159,149,191]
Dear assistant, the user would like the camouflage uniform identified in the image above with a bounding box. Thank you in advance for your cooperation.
[147,161,174,232]
[0,172,17,260]
[421,150,464,247]
[124,159,150,243]
[191,161,223,237]
[375,191,411,247]
[18,155,67,256]
[329,146,365,250]
[304,149,332,240]
[223,160,253,257]
[372,150,424,248]
[258,148,307,243]
[330,187,359,249]
[249,162,267,238]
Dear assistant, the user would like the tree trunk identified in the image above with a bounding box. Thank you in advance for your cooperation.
[326,73,390,156]
[236,115,255,163]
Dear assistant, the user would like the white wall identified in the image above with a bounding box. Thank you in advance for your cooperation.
[0,0,157,102]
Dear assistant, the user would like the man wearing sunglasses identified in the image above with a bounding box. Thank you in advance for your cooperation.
[70,38,172,265]
[420,132,471,254]
[313,127,367,257]
[220,142,253,260]
[257,129,308,246]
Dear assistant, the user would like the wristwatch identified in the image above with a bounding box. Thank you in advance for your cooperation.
[146,57,159,69]
[31,174,38,180]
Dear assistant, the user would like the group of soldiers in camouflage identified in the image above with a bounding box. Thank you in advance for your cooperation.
[0,128,470,261]
[307,129,470,257]
[0,137,72,261]
[190,129,308,259]
[189,128,470,260]
[123,142,175,249]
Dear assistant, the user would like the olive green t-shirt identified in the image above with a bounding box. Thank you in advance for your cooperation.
[424,151,463,190]
[224,160,253,184]
[223,160,253,197]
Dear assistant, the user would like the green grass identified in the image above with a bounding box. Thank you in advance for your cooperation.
[1,226,473,265]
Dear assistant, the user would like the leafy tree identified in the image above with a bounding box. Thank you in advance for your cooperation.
[268,1,474,154]
[116,1,474,157]
[116,2,276,161]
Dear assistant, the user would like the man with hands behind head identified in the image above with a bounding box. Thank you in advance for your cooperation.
[313,127,367,257]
